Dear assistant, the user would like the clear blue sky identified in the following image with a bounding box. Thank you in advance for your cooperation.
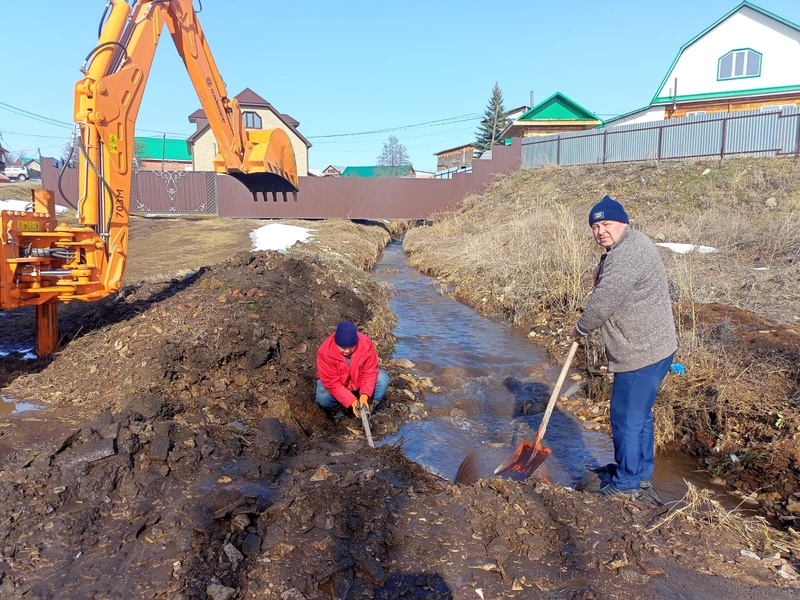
[2,0,799,173]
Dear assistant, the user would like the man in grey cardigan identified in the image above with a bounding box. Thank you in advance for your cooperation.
[571,195,677,499]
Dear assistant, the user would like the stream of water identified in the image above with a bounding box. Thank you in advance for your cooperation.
[374,241,740,506]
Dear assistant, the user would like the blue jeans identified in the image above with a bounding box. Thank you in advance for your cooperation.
[609,354,674,490]
[315,370,390,410]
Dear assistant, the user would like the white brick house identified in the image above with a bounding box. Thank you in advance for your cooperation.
[187,88,310,176]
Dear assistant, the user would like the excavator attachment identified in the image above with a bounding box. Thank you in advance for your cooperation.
[218,128,299,201]
[0,0,303,356]
[230,172,298,201]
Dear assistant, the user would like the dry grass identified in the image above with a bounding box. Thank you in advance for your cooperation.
[648,482,790,555]
[406,157,800,326]
[650,481,800,566]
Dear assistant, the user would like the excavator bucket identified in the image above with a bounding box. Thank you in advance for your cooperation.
[231,172,298,201]
[234,128,299,201]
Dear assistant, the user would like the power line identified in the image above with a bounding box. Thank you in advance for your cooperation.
[308,113,480,139]
[0,101,72,129]
[1,131,68,140]
[0,97,483,156]
[0,99,191,138]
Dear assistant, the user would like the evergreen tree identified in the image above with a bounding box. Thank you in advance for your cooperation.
[474,82,507,157]
[376,135,411,176]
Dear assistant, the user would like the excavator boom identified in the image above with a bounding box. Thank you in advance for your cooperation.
[0,0,298,356]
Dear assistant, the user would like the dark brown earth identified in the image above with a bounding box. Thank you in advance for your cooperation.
[0,217,797,599]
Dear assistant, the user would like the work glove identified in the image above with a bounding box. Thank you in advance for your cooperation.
[352,394,370,418]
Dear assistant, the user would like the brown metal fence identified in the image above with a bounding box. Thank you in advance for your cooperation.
[40,139,522,220]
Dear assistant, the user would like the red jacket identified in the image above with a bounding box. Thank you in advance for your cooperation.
[316,331,379,408]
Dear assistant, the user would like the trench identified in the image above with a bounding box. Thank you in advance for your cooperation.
[374,241,737,506]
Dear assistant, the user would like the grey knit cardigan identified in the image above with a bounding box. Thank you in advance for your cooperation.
[576,226,678,372]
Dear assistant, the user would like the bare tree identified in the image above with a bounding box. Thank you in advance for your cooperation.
[376,135,411,177]
[60,142,79,168]
[132,139,148,172]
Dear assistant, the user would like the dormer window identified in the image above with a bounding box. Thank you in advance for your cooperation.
[718,49,761,80]
[243,111,262,129]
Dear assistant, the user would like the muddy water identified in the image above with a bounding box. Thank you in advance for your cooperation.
[374,242,739,506]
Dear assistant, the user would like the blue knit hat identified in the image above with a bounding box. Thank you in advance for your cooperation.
[334,321,358,347]
[589,195,629,226]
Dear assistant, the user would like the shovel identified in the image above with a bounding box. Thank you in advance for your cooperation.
[357,404,375,448]
[494,340,579,481]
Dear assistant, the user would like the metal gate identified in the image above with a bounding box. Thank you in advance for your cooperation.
[131,170,217,215]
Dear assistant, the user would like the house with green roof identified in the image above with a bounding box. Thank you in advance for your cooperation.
[340,165,416,178]
[606,1,800,127]
[500,93,601,139]
[135,136,192,171]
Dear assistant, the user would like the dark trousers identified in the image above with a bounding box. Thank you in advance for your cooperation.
[609,353,674,490]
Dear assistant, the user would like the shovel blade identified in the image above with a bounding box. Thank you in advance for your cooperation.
[494,441,552,481]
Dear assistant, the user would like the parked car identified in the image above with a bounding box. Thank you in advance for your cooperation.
[1,165,30,181]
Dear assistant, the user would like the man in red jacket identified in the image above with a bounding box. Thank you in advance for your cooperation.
[316,321,390,416]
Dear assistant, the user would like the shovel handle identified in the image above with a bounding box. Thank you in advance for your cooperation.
[532,341,579,447]
[359,406,375,448]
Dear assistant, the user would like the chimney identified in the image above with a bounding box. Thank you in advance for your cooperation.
[530,90,535,108]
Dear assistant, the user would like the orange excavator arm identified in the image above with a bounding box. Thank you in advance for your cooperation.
[0,0,298,356]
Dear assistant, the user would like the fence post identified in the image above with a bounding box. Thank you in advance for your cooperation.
[720,116,728,159]
[556,136,561,166]
[657,125,663,161]
[794,114,800,158]
[602,130,607,164]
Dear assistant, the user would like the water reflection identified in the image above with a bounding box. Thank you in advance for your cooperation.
[374,242,615,487]
[0,396,40,416]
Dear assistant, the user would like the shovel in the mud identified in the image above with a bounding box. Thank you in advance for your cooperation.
[494,341,579,481]
[357,404,375,448]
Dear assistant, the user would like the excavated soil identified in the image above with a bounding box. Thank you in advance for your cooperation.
[0,219,797,599]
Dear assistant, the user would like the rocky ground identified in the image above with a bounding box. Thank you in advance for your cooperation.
[0,208,797,598]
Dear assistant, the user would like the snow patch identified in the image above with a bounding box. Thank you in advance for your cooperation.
[250,223,312,252]
[655,242,716,254]
[0,199,70,214]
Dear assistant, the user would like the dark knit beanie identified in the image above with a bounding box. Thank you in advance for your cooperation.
[334,321,358,347]
[588,195,629,226]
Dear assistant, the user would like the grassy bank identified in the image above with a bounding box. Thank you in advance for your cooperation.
[404,156,800,522]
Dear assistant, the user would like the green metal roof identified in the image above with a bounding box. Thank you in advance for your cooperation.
[652,83,800,104]
[135,136,191,161]
[340,165,414,178]
[516,92,600,122]
[651,1,800,103]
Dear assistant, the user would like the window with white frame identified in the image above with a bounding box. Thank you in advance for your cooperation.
[718,49,761,80]
[243,111,262,129]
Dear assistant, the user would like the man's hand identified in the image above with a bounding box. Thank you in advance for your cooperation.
[352,394,370,417]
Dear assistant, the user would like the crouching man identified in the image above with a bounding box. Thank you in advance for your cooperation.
[316,321,390,417]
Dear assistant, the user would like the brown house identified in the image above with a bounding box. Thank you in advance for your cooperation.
[435,144,475,172]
